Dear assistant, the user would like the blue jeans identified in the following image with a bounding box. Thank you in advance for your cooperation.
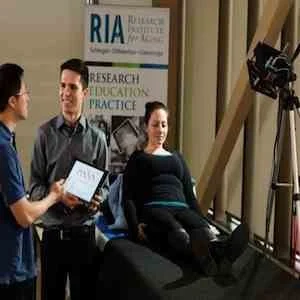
[0,278,35,300]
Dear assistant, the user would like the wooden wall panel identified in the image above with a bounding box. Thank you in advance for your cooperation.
[182,0,219,181]
[215,0,248,222]
[155,0,183,150]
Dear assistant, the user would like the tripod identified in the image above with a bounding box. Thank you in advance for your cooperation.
[264,86,300,266]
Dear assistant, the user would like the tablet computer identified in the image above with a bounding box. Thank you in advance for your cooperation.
[64,159,108,203]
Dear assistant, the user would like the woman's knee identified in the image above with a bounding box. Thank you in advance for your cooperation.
[167,228,191,254]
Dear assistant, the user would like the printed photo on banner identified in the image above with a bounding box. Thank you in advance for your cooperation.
[87,114,146,173]
[89,114,111,146]
[110,116,146,173]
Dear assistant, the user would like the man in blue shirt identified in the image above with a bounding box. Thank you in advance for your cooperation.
[0,63,65,300]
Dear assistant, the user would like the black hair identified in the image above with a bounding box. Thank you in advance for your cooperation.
[60,58,89,89]
[0,63,24,112]
[144,101,168,125]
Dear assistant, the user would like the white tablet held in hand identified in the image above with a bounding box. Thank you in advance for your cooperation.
[64,159,108,202]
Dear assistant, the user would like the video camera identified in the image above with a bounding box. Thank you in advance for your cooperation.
[247,42,298,99]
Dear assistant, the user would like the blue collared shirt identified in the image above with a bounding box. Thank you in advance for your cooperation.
[0,121,36,284]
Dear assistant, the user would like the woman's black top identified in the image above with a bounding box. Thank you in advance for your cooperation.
[123,150,204,239]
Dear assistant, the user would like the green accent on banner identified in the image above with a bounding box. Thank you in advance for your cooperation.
[152,0,160,7]
[114,63,141,68]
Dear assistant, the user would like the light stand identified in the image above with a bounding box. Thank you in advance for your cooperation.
[247,42,300,264]
[264,87,300,262]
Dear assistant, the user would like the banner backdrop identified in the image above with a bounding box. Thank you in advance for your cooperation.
[84,5,169,173]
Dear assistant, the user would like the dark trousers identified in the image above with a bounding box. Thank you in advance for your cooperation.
[142,206,213,254]
[0,278,35,300]
[41,225,99,300]
[143,206,209,232]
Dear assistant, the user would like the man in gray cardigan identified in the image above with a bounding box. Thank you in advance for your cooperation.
[29,59,109,300]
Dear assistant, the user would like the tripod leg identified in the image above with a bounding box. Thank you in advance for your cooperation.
[289,110,300,194]
[288,109,300,267]
[264,102,287,251]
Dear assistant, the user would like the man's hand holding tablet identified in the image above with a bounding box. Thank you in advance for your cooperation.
[63,159,108,209]
[61,193,81,209]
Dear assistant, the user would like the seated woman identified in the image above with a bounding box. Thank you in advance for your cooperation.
[122,101,249,276]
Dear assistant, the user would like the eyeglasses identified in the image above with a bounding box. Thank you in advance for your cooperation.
[15,90,30,97]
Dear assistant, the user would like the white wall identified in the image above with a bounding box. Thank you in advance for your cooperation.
[0,1,85,183]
